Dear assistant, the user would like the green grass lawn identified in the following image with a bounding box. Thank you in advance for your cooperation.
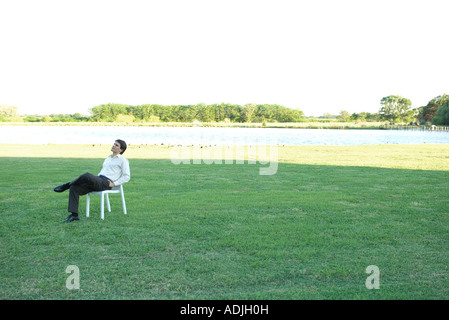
[0,144,448,299]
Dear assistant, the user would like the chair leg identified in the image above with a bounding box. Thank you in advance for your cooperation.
[100,193,105,220]
[121,190,127,215]
[106,193,111,212]
[86,193,90,218]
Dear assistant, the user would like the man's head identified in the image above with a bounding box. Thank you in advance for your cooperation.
[113,139,127,155]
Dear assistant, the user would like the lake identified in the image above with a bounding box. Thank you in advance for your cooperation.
[1,125,449,146]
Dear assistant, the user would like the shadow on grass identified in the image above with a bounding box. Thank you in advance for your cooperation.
[1,157,448,299]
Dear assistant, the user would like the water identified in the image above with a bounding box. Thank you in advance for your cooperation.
[1,125,449,146]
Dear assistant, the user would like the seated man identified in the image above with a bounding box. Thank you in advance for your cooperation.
[54,139,131,223]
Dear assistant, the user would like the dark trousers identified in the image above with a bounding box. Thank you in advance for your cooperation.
[68,173,111,215]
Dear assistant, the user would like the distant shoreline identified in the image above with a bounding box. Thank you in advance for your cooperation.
[0,121,399,130]
[1,121,447,131]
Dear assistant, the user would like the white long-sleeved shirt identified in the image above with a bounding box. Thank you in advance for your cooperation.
[98,154,130,186]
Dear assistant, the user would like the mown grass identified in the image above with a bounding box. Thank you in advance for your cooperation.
[0,144,448,299]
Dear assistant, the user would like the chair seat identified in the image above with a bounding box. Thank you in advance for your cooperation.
[90,186,121,194]
[86,184,127,220]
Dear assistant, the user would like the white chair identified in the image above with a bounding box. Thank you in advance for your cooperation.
[86,185,127,220]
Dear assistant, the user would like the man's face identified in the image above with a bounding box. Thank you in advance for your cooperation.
[111,141,123,154]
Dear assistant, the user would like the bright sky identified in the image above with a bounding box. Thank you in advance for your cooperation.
[1,0,448,117]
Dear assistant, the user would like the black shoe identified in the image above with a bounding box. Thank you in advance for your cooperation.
[54,183,70,193]
[62,214,79,223]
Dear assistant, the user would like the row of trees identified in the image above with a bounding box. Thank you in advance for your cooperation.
[0,106,20,122]
[416,94,449,125]
[378,94,449,125]
[88,103,306,123]
[318,111,380,122]
[2,94,448,124]
[0,106,89,122]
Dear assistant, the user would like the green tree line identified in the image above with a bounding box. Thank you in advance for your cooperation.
[378,94,449,125]
[415,94,449,125]
[1,94,448,125]
[88,103,307,123]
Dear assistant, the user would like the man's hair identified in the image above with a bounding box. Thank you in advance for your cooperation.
[116,139,127,154]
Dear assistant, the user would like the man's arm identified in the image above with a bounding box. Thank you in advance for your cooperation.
[111,157,131,186]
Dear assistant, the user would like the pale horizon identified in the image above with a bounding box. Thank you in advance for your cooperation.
[1,0,448,117]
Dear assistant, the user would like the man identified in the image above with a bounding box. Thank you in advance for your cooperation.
[54,139,131,223]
